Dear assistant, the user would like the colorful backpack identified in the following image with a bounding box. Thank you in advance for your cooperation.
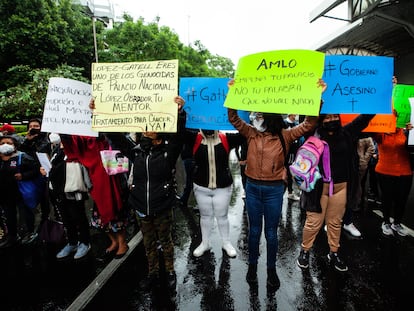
[289,135,333,195]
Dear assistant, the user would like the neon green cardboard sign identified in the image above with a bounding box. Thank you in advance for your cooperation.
[392,84,414,128]
[224,50,325,116]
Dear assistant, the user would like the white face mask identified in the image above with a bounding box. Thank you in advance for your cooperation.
[0,143,15,155]
[253,119,266,132]
[49,133,61,145]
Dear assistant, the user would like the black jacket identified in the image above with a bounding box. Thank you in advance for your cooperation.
[300,114,375,213]
[127,110,186,216]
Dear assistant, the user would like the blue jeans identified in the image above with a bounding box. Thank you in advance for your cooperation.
[245,179,284,269]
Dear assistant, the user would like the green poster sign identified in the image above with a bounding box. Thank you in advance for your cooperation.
[224,49,325,116]
[393,84,414,128]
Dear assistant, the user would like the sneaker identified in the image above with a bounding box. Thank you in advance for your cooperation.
[22,232,38,245]
[297,249,309,269]
[287,193,300,201]
[267,268,280,289]
[222,242,237,258]
[327,252,348,272]
[56,243,78,259]
[343,223,362,237]
[193,242,211,257]
[381,222,394,236]
[74,243,91,260]
[246,264,257,283]
[391,223,407,237]
[167,271,177,289]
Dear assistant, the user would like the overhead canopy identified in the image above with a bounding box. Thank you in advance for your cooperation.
[315,0,414,57]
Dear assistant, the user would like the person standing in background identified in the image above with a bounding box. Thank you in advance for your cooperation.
[284,114,303,201]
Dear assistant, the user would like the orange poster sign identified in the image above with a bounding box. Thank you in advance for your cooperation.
[340,114,396,133]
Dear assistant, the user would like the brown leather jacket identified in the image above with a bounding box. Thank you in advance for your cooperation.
[228,109,318,182]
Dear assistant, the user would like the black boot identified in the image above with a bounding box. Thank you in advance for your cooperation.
[246,264,257,283]
[267,268,280,289]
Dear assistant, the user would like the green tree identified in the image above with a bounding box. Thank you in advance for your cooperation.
[99,15,234,77]
[0,0,96,89]
[0,65,89,121]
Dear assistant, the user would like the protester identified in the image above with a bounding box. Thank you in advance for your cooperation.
[0,135,40,247]
[47,137,93,260]
[61,131,130,261]
[187,128,243,259]
[297,113,375,272]
[0,123,23,145]
[374,120,413,237]
[122,96,186,291]
[284,114,303,201]
[228,79,326,288]
[19,118,51,229]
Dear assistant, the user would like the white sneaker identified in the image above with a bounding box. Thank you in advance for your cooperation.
[391,223,407,237]
[343,223,362,237]
[287,193,300,201]
[74,243,91,259]
[381,222,394,236]
[193,242,211,257]
[56,243,78,259]
[222,242,237,258]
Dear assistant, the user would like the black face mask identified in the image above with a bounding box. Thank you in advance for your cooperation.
[322,120,341,132]
[202,130,214,136]
[139,136,153,152]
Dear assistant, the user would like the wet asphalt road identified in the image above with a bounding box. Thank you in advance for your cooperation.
[1,158,414,310]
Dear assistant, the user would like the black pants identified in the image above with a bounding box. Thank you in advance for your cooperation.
[59,198,90,245]
[377,173,413,224]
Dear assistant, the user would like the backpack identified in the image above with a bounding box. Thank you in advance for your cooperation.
[289,136,333,195]
[192,132,230,155]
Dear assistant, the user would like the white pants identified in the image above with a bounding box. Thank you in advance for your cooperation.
[193,183,233,245]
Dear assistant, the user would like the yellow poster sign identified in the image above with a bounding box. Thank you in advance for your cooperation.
[224,50,325,116]
[91,60,179,132]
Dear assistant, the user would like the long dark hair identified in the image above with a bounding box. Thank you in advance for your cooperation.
[263,113,287,135]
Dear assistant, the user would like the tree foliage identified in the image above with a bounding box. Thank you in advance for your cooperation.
[0,4,234,121]
[99,16,234,78]
[0,0,95,89]
[0,65,88,122]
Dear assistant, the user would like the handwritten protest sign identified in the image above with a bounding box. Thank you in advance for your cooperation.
[340,114,396,133]
[321,55,393,114]
[224,50,325,116]
[180,77,250,130]
[41,77,97,137]
[392,84,414,128]
[408,98,414,145]
[91,60,179,132]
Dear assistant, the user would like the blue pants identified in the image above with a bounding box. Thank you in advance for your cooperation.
[245,179,284,269]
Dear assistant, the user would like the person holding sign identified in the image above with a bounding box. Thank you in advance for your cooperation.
[187,129,243,259]
[227,79,326,289]
[297,112,375,273]
[374,115,413,237]
[122,96,186,292]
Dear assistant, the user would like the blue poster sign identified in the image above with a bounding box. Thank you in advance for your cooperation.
[321,55,394,114]
[179,77,250,130]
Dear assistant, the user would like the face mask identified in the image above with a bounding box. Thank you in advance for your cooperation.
[0,143,15,155]
[139,136,153,152]
[322,120,341,132]
[49,133,61,145]
[253,119,266,132]
[202,130,214,136]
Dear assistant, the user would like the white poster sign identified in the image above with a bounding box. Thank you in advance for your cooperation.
[41,77,98,137]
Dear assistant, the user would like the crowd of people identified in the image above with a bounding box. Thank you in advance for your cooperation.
[0,76,412,293]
